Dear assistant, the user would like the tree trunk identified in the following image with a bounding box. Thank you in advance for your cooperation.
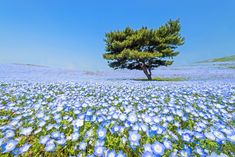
[140,63,152,80]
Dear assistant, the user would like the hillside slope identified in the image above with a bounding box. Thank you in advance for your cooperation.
[199,55,235,63]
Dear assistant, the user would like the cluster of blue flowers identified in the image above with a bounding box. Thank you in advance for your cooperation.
[0,81,234,156]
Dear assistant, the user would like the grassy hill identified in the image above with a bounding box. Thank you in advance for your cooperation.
[199,55,235,63]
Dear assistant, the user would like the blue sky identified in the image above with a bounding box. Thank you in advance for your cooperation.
[0,0,234,70]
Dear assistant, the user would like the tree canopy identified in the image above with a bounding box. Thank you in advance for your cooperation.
[103,19,184,80]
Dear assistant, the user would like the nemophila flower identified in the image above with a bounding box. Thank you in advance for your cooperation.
[111,125,120,133]
[36,111,45,119]
[152,141,165,155]
[51,131,61,139]
[174,121,180,127]
[71,132,79,141]
[20,127,33,136]
[34,128,42,134]
[166,116,174,122]
[86,129,94,138]
[194,147,207,156]
[153,116,161,123]
[9,119,19,127]
[121,137,127,144]
[213,130,225,141]
[182,116,188,121]
[128,131,141,143]
[18,143,31,154]
[140,123,148,132]
[1,140,18,153]
[117,151,126,157]
[46,124,54,130]
[163,140,172,150]
[132,124,140,131]
[0,138,4,146]
[128,113,137,123]
[106,150,117,157]
[95,140,105,146]
[5,130,15,138]
[38,121,46,127]
[73,118,84,128]
[156,126,166,134]
[56,138,66,145]
[142,151,155,157]
[143,143,152,153]
[227,131,235,143]
[44,116,50,121]
[142,114,152,124]
[45,141,56,152]
[193,131,205,139]
[79,141,87,150]
[182,133,192,142]
[180,149,191,157]
[195,126,204,133]
[204,132,216,141]
[40,135,50,145]
[94,146,105,156]
[119,114,127,121]
[11,147,20,156]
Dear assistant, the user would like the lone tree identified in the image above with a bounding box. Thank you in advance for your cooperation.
[103,19,184,80]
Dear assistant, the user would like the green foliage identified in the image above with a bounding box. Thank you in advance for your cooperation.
[228,66,235,69]
[199,55,235,63]
[212,55,235,62]
[103,19,184,73]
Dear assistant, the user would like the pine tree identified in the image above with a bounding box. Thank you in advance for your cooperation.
[103,19,184,80]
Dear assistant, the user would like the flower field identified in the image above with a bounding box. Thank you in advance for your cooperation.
[0,80,234,157]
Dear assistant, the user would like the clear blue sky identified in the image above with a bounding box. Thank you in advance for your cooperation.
[0,0,234,70]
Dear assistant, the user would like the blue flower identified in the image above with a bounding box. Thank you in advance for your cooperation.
[45,141,56,152]
[0,138,4,146]
[180,149,191,157]
[182,133,192,142]
[18,143,32,154]
[117,151,126,157]
[227,131,235,144]
[152,141,165,156]
[213,130,225,141]
[112,125,121,133]
[94,146,105,156]
[193,131,205,139]
[156,126,166,134]
[142,151,155,157]
[71,132,79,141]
[51,131,61,140]
[1,140,18,153]
[97,127,106,139]
[194,147,207,157]
[204,132,216,141]
[128,131,141,143]
[40,135,50,145]
[106,150,117,157]
[119,114,127,121]
[20,127,33,136]
[128,113,137,123]
[143,143,152,153]
[56,138,66,146]
[95,140,105,146]
[79,141,87,150]
[163,140,172,150]
[4,130,15,138]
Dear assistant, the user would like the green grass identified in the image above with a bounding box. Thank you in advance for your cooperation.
[133,77,186,81]
[198,55,235,63]
[228,66,235,69]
